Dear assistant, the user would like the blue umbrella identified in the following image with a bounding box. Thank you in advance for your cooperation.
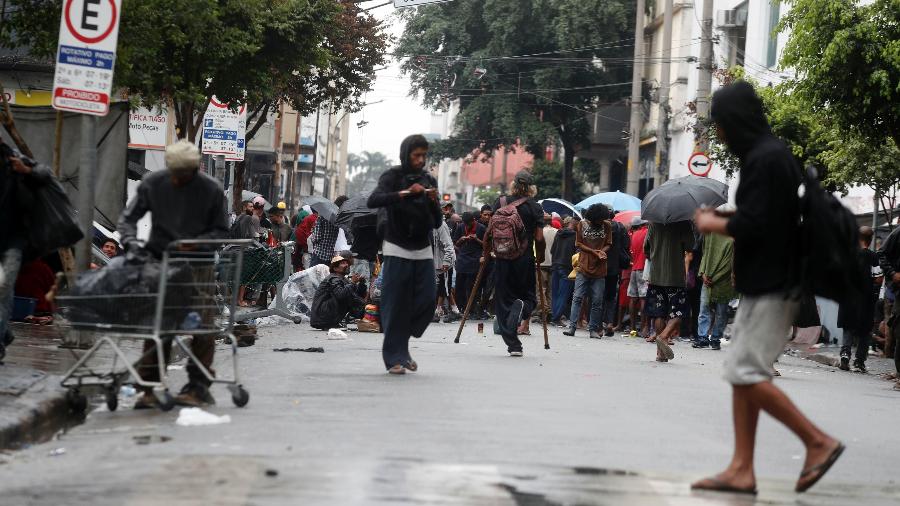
[575,191,642,212]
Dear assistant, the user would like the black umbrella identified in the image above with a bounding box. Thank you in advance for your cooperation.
[300,195,331,208]
[335,193,375,231]
[310,200,340,223]
[641,176,729,224]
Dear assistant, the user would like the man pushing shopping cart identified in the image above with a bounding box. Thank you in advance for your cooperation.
[115,140,231,409]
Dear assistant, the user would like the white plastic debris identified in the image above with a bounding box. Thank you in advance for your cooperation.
[327,328,348,340]
[255,315,295,327]
[48,448,66,457]
[175,407,232,426]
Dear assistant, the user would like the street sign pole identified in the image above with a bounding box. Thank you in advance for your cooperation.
[74,114,96,273]
[52,0,122,272]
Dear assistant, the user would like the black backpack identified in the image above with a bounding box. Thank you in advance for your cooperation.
[796,166,868,328]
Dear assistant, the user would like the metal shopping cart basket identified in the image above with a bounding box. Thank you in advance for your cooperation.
[55,239,253,412]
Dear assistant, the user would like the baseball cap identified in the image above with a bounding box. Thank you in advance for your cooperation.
[277,201,287,210]
[630,216,648,227]
[252,196,266,208]
[330,255,347,265]
[514,170,533,185]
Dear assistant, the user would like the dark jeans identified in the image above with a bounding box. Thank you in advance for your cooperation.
[380,256,436,369]
[455,270,478,314]
[551,266,574,322]
[494,254,536,352]
[601,273,619,325]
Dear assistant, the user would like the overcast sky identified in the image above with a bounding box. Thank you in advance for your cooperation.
[348,4,434,165]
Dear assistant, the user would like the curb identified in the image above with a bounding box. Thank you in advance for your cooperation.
[0,375,75,450]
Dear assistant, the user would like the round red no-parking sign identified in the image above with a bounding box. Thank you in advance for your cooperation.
[64,0,118,44]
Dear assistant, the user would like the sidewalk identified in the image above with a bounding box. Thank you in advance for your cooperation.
[0,322,83,449]
[786,341,898,381]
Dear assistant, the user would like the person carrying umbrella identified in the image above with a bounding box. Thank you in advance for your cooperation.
[691,81,843,495]
[308,196,346,267]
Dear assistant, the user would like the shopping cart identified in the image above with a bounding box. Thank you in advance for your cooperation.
[56,239,253,412]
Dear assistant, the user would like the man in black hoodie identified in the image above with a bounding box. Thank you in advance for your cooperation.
[693,82,843,494]
[878,225,900,390]
[367,135,443,374]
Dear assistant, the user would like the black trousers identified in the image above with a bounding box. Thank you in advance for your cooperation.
[380,256,436,369]
[601,273,619,325]
[455,270,478,314]
[493,254,536,352]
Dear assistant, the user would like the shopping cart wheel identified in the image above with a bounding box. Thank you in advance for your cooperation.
[66,389,88,414]
[105,387,118,412]
[229,385,250,407]
[156,389,176,412]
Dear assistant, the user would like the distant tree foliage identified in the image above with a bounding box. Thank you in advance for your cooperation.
[396,0,635,201]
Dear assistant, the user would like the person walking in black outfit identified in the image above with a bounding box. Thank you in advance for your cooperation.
[367,135,443,374]
[453,212,486,316]
[483,170,545,357]
[692,81,843,495]
[838,226,880,372]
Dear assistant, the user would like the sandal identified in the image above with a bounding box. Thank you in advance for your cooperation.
[795,442,845,493]
[691,476,757,495]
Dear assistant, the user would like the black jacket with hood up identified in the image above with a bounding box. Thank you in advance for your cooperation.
[367,135,443,251]
[712,81,801,296]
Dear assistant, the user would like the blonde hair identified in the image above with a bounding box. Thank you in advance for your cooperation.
[165,139,200,174]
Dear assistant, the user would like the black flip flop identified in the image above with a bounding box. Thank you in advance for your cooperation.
[796,442,845,493]
[691,477,757,495]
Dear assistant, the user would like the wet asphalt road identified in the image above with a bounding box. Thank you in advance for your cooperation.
[0,320,898,505]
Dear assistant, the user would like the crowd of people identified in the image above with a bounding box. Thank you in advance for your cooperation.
[4,81,899,496]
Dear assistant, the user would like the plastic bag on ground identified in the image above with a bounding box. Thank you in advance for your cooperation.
[281,264,330,317]
[327,328,348,340]
[175,407,231,426]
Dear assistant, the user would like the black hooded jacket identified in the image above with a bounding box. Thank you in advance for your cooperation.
[366,135,443,251]
[713,81,801,296]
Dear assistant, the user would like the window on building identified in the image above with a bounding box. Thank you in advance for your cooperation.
[766,0,781,68]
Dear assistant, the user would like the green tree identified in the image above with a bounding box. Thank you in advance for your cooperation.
[396,0,635,201]
[347,150,392,195]
[780,0,900,147]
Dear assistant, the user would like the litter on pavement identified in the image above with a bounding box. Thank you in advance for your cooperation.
[175,408,232,426]
[273,347,325,353]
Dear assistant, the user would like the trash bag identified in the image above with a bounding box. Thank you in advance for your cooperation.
[61,256,192,329]
[281,264,330,316]
[18,163,83,257]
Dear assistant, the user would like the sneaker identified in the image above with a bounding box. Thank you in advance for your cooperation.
[563,327,576,337]
[432,313,441,323]
[692,339,710,349]
[444,312,462,323]
[852,359,867,373]
[679,335,693,343]
[710,341,722,351]
[507,299,524,333]
[175,383,216,407]
[839,356,850,371]
[134,391,160,410]
[388,364,406,375]
[509,351,523,357]
[655,337,675,361]
[589,330,602,339]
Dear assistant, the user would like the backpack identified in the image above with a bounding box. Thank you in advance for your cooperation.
[796,166,868,329]
[489,197,529,260]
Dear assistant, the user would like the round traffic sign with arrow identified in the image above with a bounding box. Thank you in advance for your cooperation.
[688,152,712,177]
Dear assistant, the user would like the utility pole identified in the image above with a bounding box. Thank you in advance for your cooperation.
[290,107,301,214]
[500,147,509,194]
[695,0,715,151]
[75,115,97,274]
[626,0,645,196]
[656,0,674,182]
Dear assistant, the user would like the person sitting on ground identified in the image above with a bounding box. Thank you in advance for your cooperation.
[310,255,367,330]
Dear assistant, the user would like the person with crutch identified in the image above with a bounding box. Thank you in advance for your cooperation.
[118,140,229,408]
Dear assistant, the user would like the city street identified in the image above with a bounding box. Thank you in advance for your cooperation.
[1,322,898,505]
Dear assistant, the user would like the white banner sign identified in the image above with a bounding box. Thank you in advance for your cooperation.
[128,107,169,150]
[201,97,245,157]
[52,0,122,116]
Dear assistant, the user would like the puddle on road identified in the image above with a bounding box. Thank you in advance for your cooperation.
[572,466,638,477]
